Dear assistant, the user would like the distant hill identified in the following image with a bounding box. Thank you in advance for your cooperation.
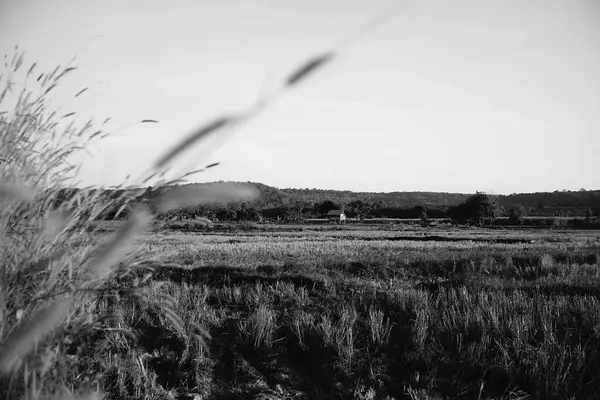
[276,186,469,208]
[497,190,600,209]
[243,183,600,214]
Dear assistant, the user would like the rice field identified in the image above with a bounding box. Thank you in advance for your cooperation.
[40,223,600,400]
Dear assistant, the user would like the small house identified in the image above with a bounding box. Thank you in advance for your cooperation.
[326,210,346,223]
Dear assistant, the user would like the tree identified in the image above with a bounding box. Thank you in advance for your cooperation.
[244,207,262,222]
[193,203,211,218]
[537,200,545,212]
[508,205,527,224]
[216,207,237,221]
[346,200,372,221]
[236,202,261,221]
[261,206,293,222]
[586,207,594,223]
[315,200,340,217]
[346,200,362,220]
[449,192,501,226]
[414,205,429,223]
[292,201,306,221]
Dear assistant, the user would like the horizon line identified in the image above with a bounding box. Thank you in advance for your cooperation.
[73,180,600,197]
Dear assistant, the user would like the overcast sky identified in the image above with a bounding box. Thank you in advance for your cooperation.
[1,0,599,194]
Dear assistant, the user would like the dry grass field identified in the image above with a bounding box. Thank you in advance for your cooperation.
[39,222,600,400]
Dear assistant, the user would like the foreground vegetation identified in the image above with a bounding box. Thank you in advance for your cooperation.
[19,222,597,399]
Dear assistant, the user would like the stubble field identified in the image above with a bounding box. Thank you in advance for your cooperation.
[75,223,600,400]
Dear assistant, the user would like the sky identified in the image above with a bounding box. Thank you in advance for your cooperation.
[1,0,599,194]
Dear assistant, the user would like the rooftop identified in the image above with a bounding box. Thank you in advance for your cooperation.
[326,210,345,216]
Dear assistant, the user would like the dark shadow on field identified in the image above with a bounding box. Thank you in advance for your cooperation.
[365,235,536,244]
[203,315,352,399]
[209,318,239,398]
[101,302,196,396]
[134,309,191,391]
[511,253,599,267]
[554,253,599,265]
[520,283,600,297]
[396,252,599,282]
[414,279,467,293]
[148,250,599,288]
[352,290,514,399]
[150,251,600,288]
[152,264,327,291]
[202,289,420,399]
[235,328,341,398]
[415,277,600,298]
[487,282,600,298]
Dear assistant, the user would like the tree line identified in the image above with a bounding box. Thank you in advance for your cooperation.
[48,183,600,225]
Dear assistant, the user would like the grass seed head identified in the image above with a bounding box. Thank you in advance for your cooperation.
[154,116,236,170]
[156,182,259,213]
[286,52,334,87]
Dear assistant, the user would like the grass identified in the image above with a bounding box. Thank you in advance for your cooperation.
[30,224,594,400]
